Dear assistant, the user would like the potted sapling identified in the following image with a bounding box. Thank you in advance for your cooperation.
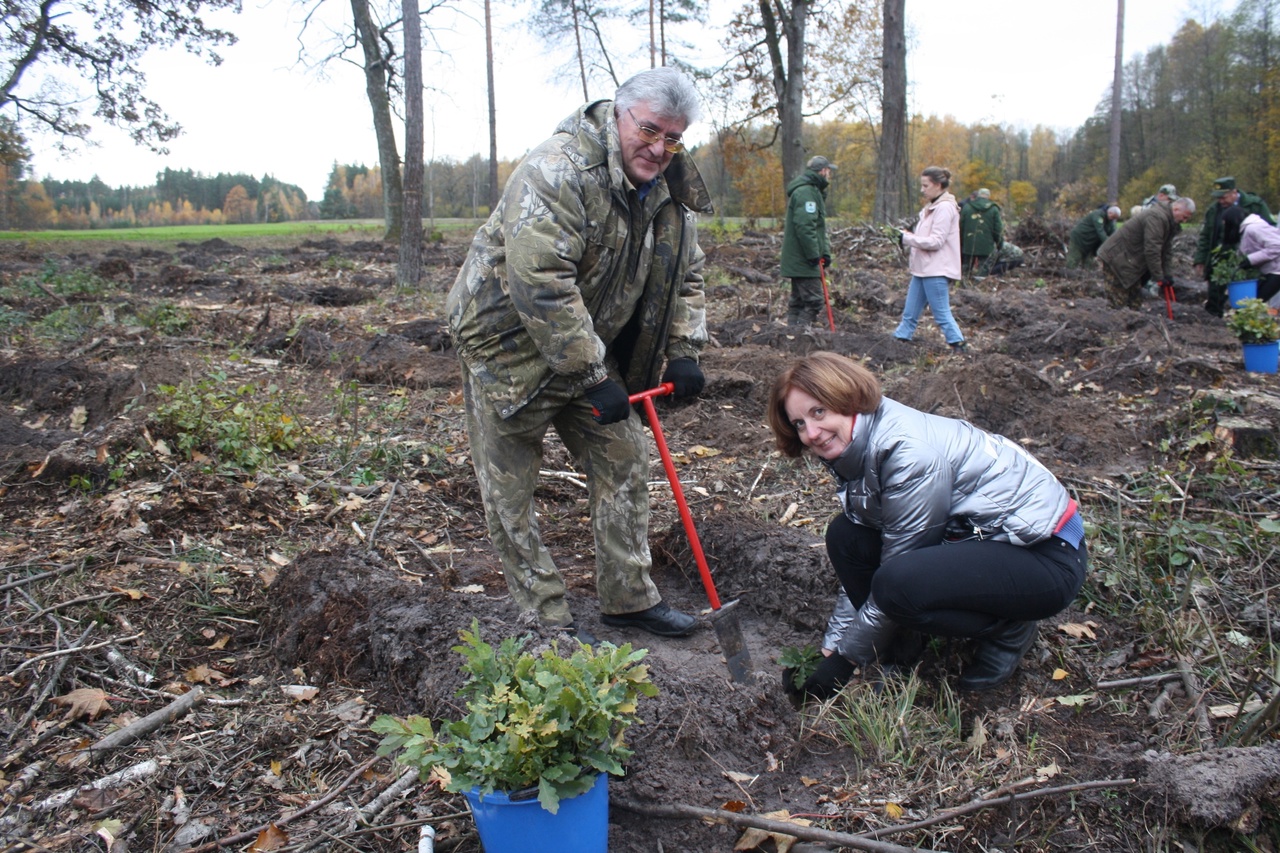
[1211,245,1257,309]
[1227,297,1280,374]
[372,621,657,853]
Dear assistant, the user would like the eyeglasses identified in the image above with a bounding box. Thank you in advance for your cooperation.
[626,108,685,154]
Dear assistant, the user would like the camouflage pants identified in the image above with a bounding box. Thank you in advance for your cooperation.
[460,361,660,627]
[787,276,825,325]
[1101,262,1144,310]
[1065,242,1096,269]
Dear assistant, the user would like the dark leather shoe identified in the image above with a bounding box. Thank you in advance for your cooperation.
[958,621,1038,691]
[601,602,697,637]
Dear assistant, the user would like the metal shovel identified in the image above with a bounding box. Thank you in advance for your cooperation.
[629,383,754,683]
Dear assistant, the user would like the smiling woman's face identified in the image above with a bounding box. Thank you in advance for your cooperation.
[783,387,855,460]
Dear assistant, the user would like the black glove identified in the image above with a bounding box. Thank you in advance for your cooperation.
[807,257,820,268]
[798,653,854,701]
[1158,279,1174,291]
[897,230,905,247]
[821,254,832,269]
[585,378,630,425]
[661,358,704,400]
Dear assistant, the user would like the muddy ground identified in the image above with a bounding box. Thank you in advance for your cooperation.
[1,221,1278,852]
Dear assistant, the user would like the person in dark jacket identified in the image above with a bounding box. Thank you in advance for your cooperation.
[1066,205,1121,268]
[1097,198,1197,309]
[767,352,1088,698]
[960,188,1003,278]
[1193,176,1277,315]
[780,156,835,326]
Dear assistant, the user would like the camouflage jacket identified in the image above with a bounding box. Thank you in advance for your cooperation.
[447,100,714,419]
[1097,200,1177,284]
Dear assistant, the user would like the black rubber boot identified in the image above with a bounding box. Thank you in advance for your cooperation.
[958,621,1038,691]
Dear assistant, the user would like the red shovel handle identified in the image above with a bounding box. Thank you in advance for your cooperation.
[628,383,723,611]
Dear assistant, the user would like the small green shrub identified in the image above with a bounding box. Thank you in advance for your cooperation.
[32,304,104,341]
[152,372,304,471]
[779,644,821,690]
[373,621,657,814]
[133,301,194,335]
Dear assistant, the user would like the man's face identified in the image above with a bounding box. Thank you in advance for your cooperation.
[1173,206,1193,224]
[1218,189,1239,207]
[618,104,687,187]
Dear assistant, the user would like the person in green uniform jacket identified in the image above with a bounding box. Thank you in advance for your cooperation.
[1066,205,1120,268]
[1192,176,1277,316]
[960,188,1003,278]
[780,156,835,326]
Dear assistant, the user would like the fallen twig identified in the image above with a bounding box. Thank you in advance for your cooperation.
[29,758,160,812]
[860,777,1138,840]
[0,564,78,594]
[75,686,206,768]
[1096,672,1183,690]
[539,468,589,490]
[357,766,418,824]
[612,795,943,853]
[366,480,399,553]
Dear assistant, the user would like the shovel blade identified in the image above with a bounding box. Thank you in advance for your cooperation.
[711,599,753,683]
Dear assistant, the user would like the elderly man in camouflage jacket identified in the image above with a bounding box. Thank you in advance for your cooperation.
[447,67,713,641]
[1097,197,1197,309]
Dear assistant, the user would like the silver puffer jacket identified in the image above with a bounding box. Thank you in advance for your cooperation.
[821,397,1072,650]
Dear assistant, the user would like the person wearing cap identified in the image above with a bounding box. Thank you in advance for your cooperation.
[1097,197,1197,309]
[960,188,1004,279]
[1066,204,1121,268]
[1193,176,1276,316]
[780,155,836,326]
[1142,184,1179,208]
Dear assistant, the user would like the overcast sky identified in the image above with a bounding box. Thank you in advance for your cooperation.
[26,0,1211,200]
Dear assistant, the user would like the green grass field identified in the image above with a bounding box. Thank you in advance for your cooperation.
[0,218,486,244]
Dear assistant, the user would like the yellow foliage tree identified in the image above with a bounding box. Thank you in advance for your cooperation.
[223,185,255,224]
[721,133,783,222]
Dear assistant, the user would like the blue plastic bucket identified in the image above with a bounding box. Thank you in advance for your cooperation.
[464,773,608,853]
[1228,279,1258,309]
[1242,341,1279,374]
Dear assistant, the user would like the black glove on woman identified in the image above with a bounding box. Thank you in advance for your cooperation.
[799,653,854,701]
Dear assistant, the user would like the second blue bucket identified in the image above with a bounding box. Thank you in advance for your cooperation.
[464,773,608,853]
[1228,279,1258,309]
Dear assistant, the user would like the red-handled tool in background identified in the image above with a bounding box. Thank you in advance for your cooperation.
[628,383,753,683]
[819,258,836,332]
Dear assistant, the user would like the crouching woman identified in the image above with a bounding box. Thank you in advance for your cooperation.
[767,352,1087,698]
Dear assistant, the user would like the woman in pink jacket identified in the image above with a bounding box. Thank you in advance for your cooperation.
[893,167,966,352]
[1224,206,1280,304]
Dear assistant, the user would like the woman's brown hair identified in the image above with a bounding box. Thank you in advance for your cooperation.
[920,166,951,189]
[767,352,883,457]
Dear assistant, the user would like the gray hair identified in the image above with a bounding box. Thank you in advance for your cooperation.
[1173,197,1196,215]
[1107,205,1122,218]
[615,67,701,125]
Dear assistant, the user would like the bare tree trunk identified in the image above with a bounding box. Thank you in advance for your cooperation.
[350,0,404,243]
[485,0,499,210]
[659,0,666,64]
[759,0,809,185]
[1107,0,1124,204]
[873,0,906,223]
[572,2,589,100]
[649,0,655,67]
[399,0,423,286]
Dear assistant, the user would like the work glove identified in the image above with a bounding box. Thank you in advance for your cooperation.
[661,358,704,400]
[585,378,631,425]
[807,257,821,268]
[798,653,854,701]
[821,254,832,269]
[1158,279,1174,293]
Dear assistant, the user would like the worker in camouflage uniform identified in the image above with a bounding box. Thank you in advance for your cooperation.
[1097,197,1197,309]
[1066,204,1120,268]
[1192,176,1277,316]
[960,188,1003,279]
[1142,184,1178,208]
[779,155,835,326]
[447,67,713,642]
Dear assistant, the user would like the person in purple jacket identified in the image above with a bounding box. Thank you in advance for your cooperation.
[1223,206,1280,304]
[892,166,967,352]
[767,352,1088,698]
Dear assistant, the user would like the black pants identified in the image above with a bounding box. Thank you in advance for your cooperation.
[1258,273,1280,304]
[825,513,1088,638]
